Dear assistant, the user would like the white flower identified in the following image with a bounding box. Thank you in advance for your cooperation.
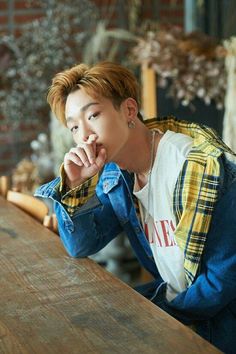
[30,140,41,150]
[38,133,48,143]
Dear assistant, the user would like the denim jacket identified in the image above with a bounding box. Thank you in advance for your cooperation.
[35,157,236,354]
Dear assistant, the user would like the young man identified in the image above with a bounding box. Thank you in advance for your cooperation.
[35,61,236,353]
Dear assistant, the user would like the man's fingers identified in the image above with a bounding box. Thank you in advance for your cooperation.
[76,148,91,167]
[67,147,92,167]
[64,152,83,166]
[95,148,107,169]
[75,144,96,165]
[65,140,104,172]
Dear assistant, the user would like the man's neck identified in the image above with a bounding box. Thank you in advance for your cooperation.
[114,122,159,176]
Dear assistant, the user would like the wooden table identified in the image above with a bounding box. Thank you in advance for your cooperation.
[0,197,221,354]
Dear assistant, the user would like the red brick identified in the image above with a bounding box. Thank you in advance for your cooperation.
[13,28,24,37]
[160,9,184,18]
[0,164,14,175]
[0,135,14,144]
[14,13,43,24]
[14,1,42,10]
[160,0,183,4]
[0,114,6,120]
[0,124,12,133]
[18,122,38,130]
[0,15,7,25]
[92,0,112,6]
[0,149,14,160]
[0,2,8,10]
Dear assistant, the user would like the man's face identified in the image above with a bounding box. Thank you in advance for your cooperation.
[65,87,131,163]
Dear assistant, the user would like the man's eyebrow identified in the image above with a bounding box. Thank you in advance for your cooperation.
[81,102,99,112]
[66,102,99,122]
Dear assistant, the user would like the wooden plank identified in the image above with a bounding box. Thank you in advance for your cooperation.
[0,176,11,198]
[0,197,221,353]
[141,64,157,119]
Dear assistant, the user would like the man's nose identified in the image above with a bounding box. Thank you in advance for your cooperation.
[78,122,91,143]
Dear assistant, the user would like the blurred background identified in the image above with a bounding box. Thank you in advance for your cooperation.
[1,0,236,182]
[1,0,236,283]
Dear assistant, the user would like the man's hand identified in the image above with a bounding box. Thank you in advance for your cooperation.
[64,134,107,189]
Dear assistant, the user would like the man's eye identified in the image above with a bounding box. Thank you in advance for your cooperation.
[70,126,78,133]
[88,112,99,120]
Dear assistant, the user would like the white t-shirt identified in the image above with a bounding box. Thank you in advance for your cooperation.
[133,130,193,301]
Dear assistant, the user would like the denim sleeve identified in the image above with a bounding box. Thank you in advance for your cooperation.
[54,191,123,258]
[158,178,236,324]
[35,168,124,259]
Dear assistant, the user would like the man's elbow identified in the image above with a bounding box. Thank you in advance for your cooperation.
[65,246,87,258]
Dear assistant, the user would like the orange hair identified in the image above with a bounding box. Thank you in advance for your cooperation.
[47,61,142,125]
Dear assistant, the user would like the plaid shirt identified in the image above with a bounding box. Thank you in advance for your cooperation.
[58,117,236,286]
[59,168,99,215]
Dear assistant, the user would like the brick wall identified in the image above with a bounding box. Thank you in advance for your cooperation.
[0,0,45,175]
[0,0,44,36]
[0,0,184,176]
[159,0,184,26]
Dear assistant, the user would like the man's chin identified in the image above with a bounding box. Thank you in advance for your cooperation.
[114,160,127,170]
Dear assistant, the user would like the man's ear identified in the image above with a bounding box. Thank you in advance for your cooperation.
[123,98,138,120]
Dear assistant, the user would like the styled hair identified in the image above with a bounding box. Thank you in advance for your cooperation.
[47,61,142,125]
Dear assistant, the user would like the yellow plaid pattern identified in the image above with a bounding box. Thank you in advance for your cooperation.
[59,164,99,215]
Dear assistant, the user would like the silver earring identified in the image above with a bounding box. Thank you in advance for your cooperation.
[128,120,136,129]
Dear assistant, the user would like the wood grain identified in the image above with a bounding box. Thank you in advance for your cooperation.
[141,64,157,119]
[0,197,222,353]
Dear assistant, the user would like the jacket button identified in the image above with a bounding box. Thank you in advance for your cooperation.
[103,182,109,191]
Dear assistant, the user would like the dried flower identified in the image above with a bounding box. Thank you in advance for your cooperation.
[132,26,227,109]
[0,0,98,125]
[0,0,137,126]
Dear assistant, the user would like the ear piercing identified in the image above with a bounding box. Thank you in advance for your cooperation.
[128,120,136,129]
